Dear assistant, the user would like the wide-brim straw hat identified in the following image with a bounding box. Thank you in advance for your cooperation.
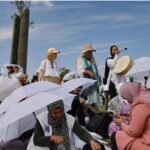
[82,44,96,54]
[47,48,60,55]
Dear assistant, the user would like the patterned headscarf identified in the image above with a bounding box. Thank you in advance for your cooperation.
[47,100,70,150]
[120,82,150,106]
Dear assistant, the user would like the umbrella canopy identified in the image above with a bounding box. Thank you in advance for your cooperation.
[0,92,63,141]
[63,71,79,81]
[0,113,36,142]
[0,81,60,115]
[127,57,150,80]
[0,76,21,102]
[3,63,23,73]
[61,77,96,93]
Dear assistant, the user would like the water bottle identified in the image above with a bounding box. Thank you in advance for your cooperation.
[57,144,65,150]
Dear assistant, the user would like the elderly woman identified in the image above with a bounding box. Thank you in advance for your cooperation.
[77,44,101,105]
[28,100,101,150]
[38,48,60,84]
[111,82,150,150]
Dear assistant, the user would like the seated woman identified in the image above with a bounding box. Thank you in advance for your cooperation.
[67,86,87,126]
[111,82,150,150]
[108,83,131,137]
[27,100,101,150]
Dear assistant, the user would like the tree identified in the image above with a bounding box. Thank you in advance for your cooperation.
[60,67,70,81]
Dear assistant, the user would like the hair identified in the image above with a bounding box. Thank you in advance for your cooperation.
[110,45,118,57]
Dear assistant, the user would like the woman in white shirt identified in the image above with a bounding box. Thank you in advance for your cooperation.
[103,45,126,99]
[38,48,60,84]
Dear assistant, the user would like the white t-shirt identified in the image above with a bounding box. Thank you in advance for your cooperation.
[38,59,60,78]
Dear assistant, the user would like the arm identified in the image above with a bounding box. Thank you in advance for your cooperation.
[38,60,46,81]
[55,61,60,75]
[33,121,64,147]
[121,103,149,137]
[33,120,51,147]
[107,55,119,69]
[73,121,101,150]
[77,57,85,77]
[73,120,93,143]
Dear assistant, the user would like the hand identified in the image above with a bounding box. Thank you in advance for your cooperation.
[114,116,123,126]
[90,140,101,150]
[83,70,94,78]
[121,116,130,124]
[113,112,120,118]
[86,70,95,78]
[50,135,64,144]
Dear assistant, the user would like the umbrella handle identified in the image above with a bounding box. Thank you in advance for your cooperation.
[32,112,37,120]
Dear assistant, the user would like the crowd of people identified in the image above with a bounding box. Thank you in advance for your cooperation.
[0,43,150,150]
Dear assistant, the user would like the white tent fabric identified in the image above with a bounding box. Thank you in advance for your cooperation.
[0,81,60,115]
[0,76,21,102]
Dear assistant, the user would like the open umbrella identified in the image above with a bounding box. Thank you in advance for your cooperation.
[59,77,96,93]
[0,76,21,102]
[3,64,23,73]
[63,71,79,81]
[49,78,96,107]
[127,57,150,80]
[0,92,63,141]
[0,78,95,115]
[0,81,60,115]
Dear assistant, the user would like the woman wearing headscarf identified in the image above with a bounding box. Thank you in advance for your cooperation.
[28,100,101,150]
[103,45,126,99]
[77,43,101,105]
[37,48,61,84]
[108,83,131,137]
[111,82,150,150]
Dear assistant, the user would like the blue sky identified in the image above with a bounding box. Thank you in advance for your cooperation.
[0,1,150,79]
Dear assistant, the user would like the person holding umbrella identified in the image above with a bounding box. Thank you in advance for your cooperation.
[28,100,102,150]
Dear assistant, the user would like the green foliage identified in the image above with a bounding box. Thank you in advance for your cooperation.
[60,67,70,81]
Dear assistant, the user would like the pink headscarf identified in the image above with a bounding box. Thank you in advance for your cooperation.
[120,82,150,106]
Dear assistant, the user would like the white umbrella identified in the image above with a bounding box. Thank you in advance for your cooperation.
[49,78,96,108]
[3,63,23,73]
[63,71,79,81]
[127,57,150,80]
[0,81,60,115]
[61,77,96,93]
[0,76,21,102]
[0,92,63,141]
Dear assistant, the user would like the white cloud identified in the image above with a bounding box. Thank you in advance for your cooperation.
[0,27,12,40]
[31,0,54,12]
[29,22,77,43]
[91,14,133,22]
[59,37,150,56]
